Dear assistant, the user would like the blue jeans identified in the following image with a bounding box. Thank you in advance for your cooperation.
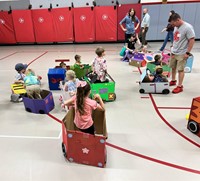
[160,31,173,51]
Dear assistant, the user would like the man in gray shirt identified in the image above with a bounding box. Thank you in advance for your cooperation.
[169,13,195,94]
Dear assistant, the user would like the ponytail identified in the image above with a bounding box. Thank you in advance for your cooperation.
[76,82,91,115]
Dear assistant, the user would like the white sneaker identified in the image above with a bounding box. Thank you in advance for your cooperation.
[18,97,23,102]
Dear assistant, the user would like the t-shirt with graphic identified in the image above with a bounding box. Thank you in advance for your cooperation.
[172,22,195,55]
[71,96,98,129]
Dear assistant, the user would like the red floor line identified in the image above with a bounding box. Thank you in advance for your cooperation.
[149,94,200,148]
[47,113,62,124]
[48,113,200,174]
[141,97,150,99]
[157,107,191,110]
[0,52,18,61]
[137,67,142,75]
[45,62,199,173]
[106,142,200,175]
[28,51,48,66]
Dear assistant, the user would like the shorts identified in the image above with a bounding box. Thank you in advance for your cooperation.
[169,54,186,71]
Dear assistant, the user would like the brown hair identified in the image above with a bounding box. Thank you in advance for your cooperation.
[154,54,161,62]
[128,8,136,23]
[74,54,81,61]
[95,47,105,57]
[76,82,91,115]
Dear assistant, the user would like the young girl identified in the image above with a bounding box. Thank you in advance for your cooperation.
[63,70,79,97]
[63,81,105,135]
[122,34,141,62]
[92,47,108,83]
[24,69,42,99]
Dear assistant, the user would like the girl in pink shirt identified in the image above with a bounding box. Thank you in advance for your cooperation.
[63,81,105,135]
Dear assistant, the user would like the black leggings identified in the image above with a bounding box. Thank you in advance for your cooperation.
[79,124,95,135]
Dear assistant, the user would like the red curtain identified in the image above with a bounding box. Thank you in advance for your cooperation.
[0,12,16,44]
[51,8,74,42]
[95,6,117,42]
[117,4,142,41]
[31,9,55,43]
[73,7,95,42]
[12,10,35,43]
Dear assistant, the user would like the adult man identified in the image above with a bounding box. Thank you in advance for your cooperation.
[169,13,195,94]
[139,8,150,48]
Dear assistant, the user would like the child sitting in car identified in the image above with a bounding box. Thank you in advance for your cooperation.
[142,66,168,83]
[92,47,108,83]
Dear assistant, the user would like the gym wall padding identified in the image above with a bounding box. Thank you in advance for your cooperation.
[95,6,117,42]
[51,8,74,42]
[117,4,142,41]
[0,12,16,44]
[73,7,95,42]
[31,9,55,43]
[12,10,35,43]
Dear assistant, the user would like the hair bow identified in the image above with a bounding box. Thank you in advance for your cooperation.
[77,81,87,87]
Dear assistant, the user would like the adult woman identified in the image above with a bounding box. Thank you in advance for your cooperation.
[159,10,175,52]
[119,8,140,43]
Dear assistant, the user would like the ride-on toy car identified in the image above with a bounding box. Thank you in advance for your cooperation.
[84,72,116,101]
[61,108,108,167]
[139,70,170,94]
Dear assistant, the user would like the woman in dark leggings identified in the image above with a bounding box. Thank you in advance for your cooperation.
[159,10,175,51]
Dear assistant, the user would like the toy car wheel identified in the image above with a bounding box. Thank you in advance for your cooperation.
[39,110,45,114]
[139,89,145,93]
[113,93,116,101]
[188,120,199,134]
[61,142,67,158]
[26,108,32,113]
[184,67,190,73]
[162,89,170,94]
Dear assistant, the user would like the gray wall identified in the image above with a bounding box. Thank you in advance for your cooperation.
[0,0,30,10]
[143,2,200,40]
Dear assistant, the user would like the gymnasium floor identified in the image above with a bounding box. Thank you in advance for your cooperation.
[0,42,200,181]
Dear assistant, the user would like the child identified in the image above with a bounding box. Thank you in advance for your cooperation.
[153,66,168,82]
[24,69,42,99]
[150,54,166,66]
[60,62,67,69]
[14,63,28,84]
[74,54,84,69]
[63,70,79,97]
[92,47,108,83]
[63,81,105,135]
[122,34,141,62]
[142,66,168,83]
[11,63,28,102]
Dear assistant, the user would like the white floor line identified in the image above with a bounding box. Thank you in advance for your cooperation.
[0,134,60,140]
[58,129,62,139]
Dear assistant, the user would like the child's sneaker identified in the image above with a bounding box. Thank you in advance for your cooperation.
[169,80,177,86]
[172,86,183,94]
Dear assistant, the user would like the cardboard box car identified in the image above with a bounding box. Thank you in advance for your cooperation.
[62,108,107,167]
[129,52,146,67]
